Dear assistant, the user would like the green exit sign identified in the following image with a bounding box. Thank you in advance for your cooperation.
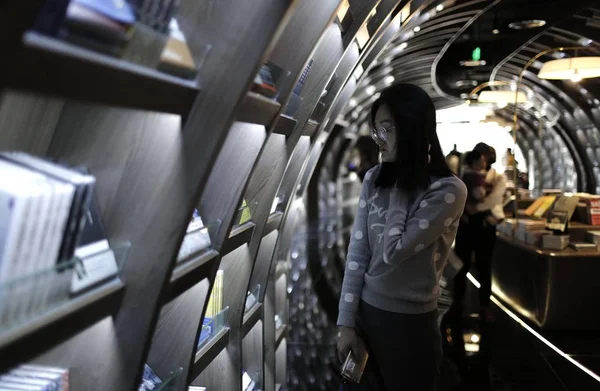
[472,47,481,62]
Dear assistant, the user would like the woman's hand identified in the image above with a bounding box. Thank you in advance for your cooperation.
[337,326,368,362]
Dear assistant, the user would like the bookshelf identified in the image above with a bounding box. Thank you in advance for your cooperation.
[0,0,405,390]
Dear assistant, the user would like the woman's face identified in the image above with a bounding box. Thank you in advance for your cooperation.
[374,104,397,162]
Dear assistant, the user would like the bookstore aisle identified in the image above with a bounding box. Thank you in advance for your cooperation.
[2,0,600,390]
[0,0,404,390]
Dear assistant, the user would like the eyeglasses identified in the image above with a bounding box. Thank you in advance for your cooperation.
[371,125,394,145]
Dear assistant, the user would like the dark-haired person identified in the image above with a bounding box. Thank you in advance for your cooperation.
[453,142,506,323]
[337,84,467,390]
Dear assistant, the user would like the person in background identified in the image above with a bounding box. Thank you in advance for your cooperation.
[452,143,506,323]
[462,150,488,204]
[336,83,467,390]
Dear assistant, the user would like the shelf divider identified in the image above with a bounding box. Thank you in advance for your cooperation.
[273,115,297,137]
[221,222,256,256]
[237,92,281,126]
[167,250,220,301]
[13,32,199,115]
[264,212,284,237]
[0,278,125,373]
[275,325,287,349]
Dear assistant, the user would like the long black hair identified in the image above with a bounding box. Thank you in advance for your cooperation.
[369,83,452,190]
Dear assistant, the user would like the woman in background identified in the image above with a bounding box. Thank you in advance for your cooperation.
[337,83,467,390]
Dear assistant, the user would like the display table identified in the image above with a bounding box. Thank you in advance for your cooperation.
[492,233,600,330]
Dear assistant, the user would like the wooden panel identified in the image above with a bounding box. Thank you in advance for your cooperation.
[242,320,264,386]
[237,92,282,126]
[279,136,311,199]
[168,251,220,301]
[264,212,284,236]
[342,0,381,49]
[222,223,256,257]
[263,274,276,391]
[241,304,263,338]
[249,231,279,303]
[269,0,342,99]
[0,91,64,154]
[303,119,320,137]
[275,340,287,385]
[200,122,266,249]
[146,279,211,390]
[38,103,188,391]
[192,343,237,391]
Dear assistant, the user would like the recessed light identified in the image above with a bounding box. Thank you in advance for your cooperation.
[436,4,444,11]
[366,85,376,95]
[578,37,593,46]
[508,19,546,30]
[413,26,421,32]
[384,75,395,85]
[492,29,500,34]
[455,80,478,88]
[399,42,408,50]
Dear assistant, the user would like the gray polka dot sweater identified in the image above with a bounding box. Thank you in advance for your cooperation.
[337,166,467,328]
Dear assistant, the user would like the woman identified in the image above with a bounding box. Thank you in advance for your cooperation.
[453,142,506,323]
[337,84,467,390]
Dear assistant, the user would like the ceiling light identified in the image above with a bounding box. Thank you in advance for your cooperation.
[349,98,357,108]
[578,37,593,46]
[459,60,487,67]
[496,102,508,109]
[436,4,444,11]
[492,28,500,34]
[538,57,600,81]
[413,26,421,32]
[399,42,408,50]
[478,90,529,104]
[384,75,395,85]
[365,85,376,95]
[471,334,480,343]
[508,20,546,30]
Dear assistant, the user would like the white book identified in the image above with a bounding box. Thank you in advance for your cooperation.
[0,161,47,326]
[8,179,51,323]
[36,182,74,314]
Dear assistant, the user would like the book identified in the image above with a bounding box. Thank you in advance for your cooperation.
[585,230,600,244]
[569,242,598,252]
[532,196,556,218]
[542,234,570,250]
[139,364,162,391]
[158,18,197,79]
[0,152,95,264]
[546,195,579,232]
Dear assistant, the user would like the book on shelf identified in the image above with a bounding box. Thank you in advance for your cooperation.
[0,364,69,390]
[158,18,197,79]
[531,196,557,218]
[238,199,252,225]
[177,209,212,263]
[0,153,95,327]
[189,387,207,391]
[199,269,224,347]
[569,242,599,252]
[542,234,570,250]
[252,64,278,99]
[585,230,600,244]
[545,195,579,232]
[139,363,162,391]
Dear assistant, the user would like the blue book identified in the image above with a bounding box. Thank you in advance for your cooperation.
[198,317,213,347]
[74,0,136,24]
[139,364,162,391]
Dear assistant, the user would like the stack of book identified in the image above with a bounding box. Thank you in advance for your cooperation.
[158,18,197,79]
[62,0,137,57]
[177,209,212,263]
[198,270,224,347]
[542,234,570,250]
[238,199,253,226]
[0,364,69,390]
[0,152,95,327]
[252,64,278,98]
[515,219,551,245]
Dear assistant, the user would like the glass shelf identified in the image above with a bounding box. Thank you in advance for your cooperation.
[235,201,259,228]
[244,285,261,314]
[0,241,130,333]
[177,213,221,264]
[155,367,183,391]
[270,194,286,215]
[198,306,230,351]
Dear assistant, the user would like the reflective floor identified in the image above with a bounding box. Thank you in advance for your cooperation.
[440,277,600,391]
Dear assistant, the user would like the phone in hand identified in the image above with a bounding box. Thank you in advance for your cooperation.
[341,350,368,383]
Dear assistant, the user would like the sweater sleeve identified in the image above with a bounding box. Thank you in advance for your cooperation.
[337,174,372,328]
[382,177,467,265]
[476,171,506,213]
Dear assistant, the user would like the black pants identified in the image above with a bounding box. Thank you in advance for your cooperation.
[453,215,496,308]
[345,301,442,391]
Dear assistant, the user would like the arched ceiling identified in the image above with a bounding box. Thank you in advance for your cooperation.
[339,0,600,192]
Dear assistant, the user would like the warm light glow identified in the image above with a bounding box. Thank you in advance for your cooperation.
[571,71,582,83]
[436,4,444,11]
[538,57,600,80]
[349,98,357,108]
[356,24,370,49]
[492,28,500,34]
[365,85,376,95]
[413,26,421,32]
[336,0,350,22]
[470,334,480,343]
[399,42,408,50]
[400,2,411,23]
[477,90,528,104]
[496,101,508,109]
[384,75,395,85]
[466,273,600,384]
